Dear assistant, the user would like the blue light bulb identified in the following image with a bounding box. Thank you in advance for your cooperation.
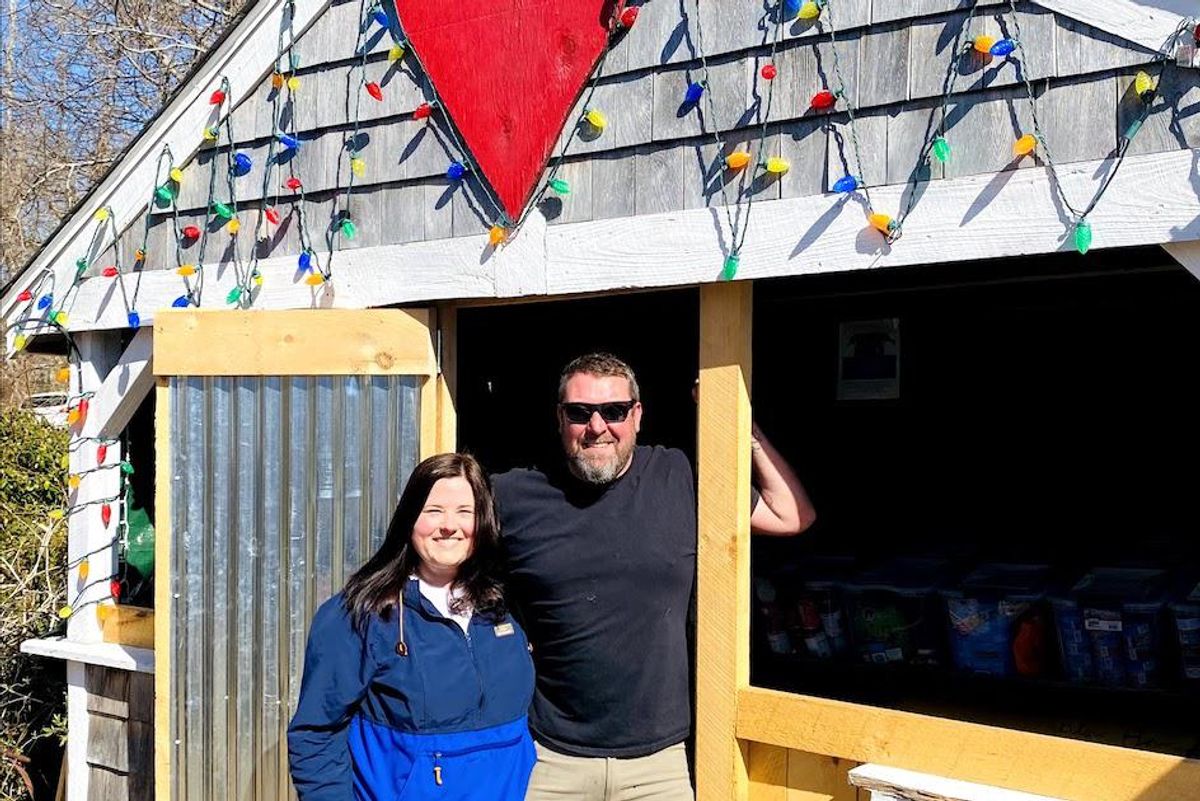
[277,133,300,150]
[233,152,252,175]
[171,296,190,308]
[990,38,1017,57]
[372,8,388,26]
[684,82,704,104]
[127,311,141,329]
[447,161,466,180]
[783,0,801,19]
[832,175,859,193]
[299,250,312,271]
[37,294,52,310]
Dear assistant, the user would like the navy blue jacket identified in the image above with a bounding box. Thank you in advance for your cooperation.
[287,580,535,801]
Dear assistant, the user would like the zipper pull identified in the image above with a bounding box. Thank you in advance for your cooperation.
[433,753,443,786]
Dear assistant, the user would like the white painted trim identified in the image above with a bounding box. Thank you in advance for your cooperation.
[50,147,1200,330]
[849,764,1068,801]
[1163,241,1200,282]
[67,333,123,644]
[66,661,88,801]
[81,327,155,440]
[1036,0,1193,53]
[21,637,155,673]
[0,0,333,351]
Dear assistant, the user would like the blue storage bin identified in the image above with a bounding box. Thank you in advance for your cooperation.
[942,563,1051,678]
[1052,568,1169,688]
[843,558,952,667]
[1168,579,1200,682]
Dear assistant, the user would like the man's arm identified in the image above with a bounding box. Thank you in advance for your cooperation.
[749,422,816,537]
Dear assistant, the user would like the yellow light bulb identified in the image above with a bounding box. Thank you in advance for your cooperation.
[351,157,366,177]
[56,367,70,383]
[287,75,301,91]
[13,333,27,351]
[58,606,72,619]
[66,409,80,426]
[765,157,790,175]
[177,264,197,277]
[68,474,80,489]
[585,109,607,131]
[1013,133,1038,157]
[724,151,752,170]
[798,1,820,20]
[868,212,895,235]
[253,273,264,287]
[489,225,507,246]
[973,35,996,54]
[227,219,241,234]
[93,208,109,222]
[170,167,185,183]
[388,44,405,62]
[53,311,68,325]
[79,560,90,580]
[1134,70,1155,97]
[305,273,325,286]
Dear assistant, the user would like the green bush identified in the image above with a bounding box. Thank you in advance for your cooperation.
[0,408,68,800]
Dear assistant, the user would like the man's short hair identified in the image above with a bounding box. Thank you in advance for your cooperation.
[558,353,640,402]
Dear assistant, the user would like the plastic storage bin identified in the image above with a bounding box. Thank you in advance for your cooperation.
[942,563,1052,678]
[1050,568,1169,688]
[843,557,952,666]
[1169,579,1200,682]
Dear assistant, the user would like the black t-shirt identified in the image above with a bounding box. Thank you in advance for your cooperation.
[493,445,697,758]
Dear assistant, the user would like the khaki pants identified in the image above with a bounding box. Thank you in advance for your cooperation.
[525,741,694,801]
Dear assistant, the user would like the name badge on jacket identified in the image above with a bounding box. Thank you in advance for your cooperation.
[494,622,515,637]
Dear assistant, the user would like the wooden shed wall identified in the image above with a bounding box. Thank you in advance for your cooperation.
[93,0,1199,278]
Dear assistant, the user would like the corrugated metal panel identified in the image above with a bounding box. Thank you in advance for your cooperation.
[170,375,421,801]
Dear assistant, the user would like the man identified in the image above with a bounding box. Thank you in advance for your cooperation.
[493,353,815,801]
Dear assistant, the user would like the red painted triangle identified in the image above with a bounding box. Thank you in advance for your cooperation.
[390,1,620,221]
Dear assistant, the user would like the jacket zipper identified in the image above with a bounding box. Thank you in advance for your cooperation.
[431,733,526,786]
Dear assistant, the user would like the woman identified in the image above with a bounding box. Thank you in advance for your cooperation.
[288,453,535,801]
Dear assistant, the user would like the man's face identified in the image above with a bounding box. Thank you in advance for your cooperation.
[558,373,642,484]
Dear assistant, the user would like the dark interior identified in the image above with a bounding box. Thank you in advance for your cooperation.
[457,245,1200,757]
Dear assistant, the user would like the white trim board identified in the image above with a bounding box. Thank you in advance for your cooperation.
[49,147,1200,331]
[1037,0,1194,53]
[849,764,1068,801]
[0,0,333,347]
[21,637,155,674]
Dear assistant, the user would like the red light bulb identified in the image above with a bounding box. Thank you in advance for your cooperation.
[413,102,433,120]
[101,266,119,277]
[97,443,108,463]
[182,225,201,239]
[210,89,226,105]
[100,504,112,527]
[285,177,302,190]
[110,579,121,600]
[266,207,281,224]
[619,6,639,28]
[811,90,836,109]
[366,82,383,101]
[17,289,32,302]
[761,64,777,80]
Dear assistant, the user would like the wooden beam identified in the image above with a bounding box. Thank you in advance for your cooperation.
[696,282,754,801]
[152,309,437,376]
[50,148,1200,333]
[1037,0,1191,53]
[1163,241,1200,282]
[436,303,458,452]
[0,0,333,351]
[99,605,154,650]
[736,688,1200,801]
[153,378,171,801]
[80,327,154,440]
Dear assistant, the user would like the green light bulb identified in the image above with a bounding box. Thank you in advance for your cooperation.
[550,178,571,195]
[722,253,740,281]
[932,136,951,163]
[1074,220,1092,255]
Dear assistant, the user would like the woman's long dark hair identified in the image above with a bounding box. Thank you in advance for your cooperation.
[343,453,506,628]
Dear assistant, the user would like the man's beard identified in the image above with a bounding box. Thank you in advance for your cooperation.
[567,437,635,484]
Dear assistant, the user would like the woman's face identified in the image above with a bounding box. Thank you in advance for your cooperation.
[411,476,477,580]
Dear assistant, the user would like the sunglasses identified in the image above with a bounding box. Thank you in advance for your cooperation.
[559,400,637,424]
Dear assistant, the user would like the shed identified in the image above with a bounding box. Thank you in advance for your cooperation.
[6,1,1200,801]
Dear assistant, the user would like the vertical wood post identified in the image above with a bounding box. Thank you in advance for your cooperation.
[696,282,753,801]
[153,377,171,801]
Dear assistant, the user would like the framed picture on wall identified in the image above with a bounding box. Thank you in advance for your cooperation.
[837,318,900,400]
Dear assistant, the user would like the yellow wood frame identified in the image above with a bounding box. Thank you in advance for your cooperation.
[153,308,452,801]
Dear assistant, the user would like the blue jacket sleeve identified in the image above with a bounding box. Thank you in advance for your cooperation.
[288,595,377,801]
